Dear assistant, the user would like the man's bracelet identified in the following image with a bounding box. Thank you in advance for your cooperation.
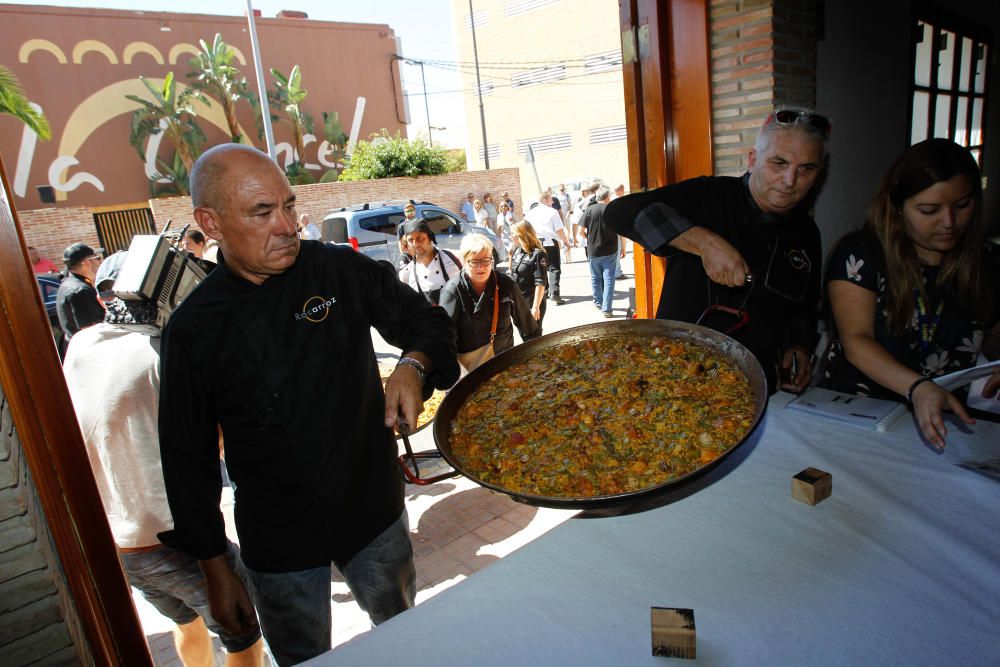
[396,356,427,382]
[906,376,933,404]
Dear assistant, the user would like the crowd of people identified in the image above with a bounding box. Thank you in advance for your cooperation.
[28,106,999,666]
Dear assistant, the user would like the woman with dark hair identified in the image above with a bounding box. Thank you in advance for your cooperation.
[822,138,1000,448]
[509,220,548,325]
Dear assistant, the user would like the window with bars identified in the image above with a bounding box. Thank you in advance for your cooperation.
[478,144,501,160]
[505,0,558,17]
[909,17,990,165]
[464,10,488,29]
[475,80,494,97]
[511,65,566,88]
[517,134,572,157]
[589,125,627,145]
[585,50,623,75]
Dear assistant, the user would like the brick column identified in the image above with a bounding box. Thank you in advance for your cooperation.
[709,0,824,175]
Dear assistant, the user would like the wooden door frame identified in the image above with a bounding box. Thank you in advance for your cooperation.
[0,156,152,665]
[620,0,714,317]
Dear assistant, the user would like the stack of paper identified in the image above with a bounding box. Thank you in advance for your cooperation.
[786,387,905,431]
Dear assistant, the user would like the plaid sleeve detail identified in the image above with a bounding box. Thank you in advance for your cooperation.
[634,202,693,256]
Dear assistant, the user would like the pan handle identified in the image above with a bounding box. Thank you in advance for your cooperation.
[396,420,460,485]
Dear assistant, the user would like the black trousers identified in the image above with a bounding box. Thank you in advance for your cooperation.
[544,243,561,298]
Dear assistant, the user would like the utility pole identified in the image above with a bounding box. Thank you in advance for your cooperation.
[468,0,489,169]
[398,56,434,146]
[245,0,276,161]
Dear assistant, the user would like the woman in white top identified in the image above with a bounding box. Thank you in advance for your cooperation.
[482,193,499,234]
[473,199,489,229]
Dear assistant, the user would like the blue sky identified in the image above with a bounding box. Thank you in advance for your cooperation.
[5,0,468,146]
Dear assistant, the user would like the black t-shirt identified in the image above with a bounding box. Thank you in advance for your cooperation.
[509,246,548,302]
[580,202,618,258]
[157,241,459,571]
[821,229,999,399]
[606,175,821,392]
[56,272,105,339]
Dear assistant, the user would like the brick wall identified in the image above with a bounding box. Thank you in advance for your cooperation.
[19,168,524,260]
[151,167,525,233]
[17,208,98,270]
[0,387,90,666]
[709,0,823,175]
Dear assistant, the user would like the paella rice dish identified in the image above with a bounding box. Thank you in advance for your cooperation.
[448,336,756,498]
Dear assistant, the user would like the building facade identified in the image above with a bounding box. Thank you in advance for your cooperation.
[451,0,630,204]
[0,4,407,211]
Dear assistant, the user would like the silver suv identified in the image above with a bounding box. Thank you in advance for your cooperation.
[321,200,506,267]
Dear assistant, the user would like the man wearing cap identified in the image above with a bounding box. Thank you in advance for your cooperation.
[56,242,105,341]
[604,106,830,393]
[398,219,462,306]
[64,250,265,667]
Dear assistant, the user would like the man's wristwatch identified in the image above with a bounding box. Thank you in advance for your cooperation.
[396,356,427,382]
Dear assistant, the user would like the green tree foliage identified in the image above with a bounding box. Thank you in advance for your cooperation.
[126,72,207,195]
[319,110,349,181]
[339,131,450,181]
[0,65,51,139]
[268,65,314,183]
[187,33,251,143]
[444,148,467,173]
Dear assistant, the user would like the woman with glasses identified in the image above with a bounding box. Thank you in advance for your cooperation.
[439,234,541,372]
[821,138,1000,448]
[509,221,549,326]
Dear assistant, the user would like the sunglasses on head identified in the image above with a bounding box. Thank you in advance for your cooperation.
[766,109,832,139]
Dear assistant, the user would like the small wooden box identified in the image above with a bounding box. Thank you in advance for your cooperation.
[792,467,832,505]
[651,607,696,659]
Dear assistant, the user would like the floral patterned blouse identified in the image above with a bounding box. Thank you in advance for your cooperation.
[821,230,996,400]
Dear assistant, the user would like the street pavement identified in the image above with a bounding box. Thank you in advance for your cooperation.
[138,247,636,665]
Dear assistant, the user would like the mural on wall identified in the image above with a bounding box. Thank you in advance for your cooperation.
[0,5,405,209]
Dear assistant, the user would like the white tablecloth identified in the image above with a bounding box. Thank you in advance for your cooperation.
[310,394,1000,666]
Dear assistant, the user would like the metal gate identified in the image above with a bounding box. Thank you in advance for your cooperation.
[92,206,156,254]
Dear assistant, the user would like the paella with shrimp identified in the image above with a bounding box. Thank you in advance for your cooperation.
[447,335,757,499]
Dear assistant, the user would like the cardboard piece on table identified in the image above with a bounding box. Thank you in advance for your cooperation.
[651,607,696,659]
[792,467,832,505]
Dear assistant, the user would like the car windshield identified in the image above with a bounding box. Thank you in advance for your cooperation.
[422,210,462,235]
[360,213,406,235]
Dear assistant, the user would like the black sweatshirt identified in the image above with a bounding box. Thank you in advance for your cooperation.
[605,174,821,392]
[157,241,459,572]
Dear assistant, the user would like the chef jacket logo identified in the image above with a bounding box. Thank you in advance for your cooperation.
[786,249,809,271]
[295,295,337,323]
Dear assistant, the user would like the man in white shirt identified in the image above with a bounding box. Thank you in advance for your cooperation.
[63,253,264,667]
[298,213,321,241]
[397,220,462,306]
[524,193,571,304]
[460,192,477,223]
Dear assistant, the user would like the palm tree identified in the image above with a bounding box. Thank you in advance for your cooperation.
[187,33,250,143]
[0,65,51,139]
[126,72,207,192]
[269,65,314,182]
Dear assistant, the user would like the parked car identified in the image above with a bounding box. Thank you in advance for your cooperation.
[36,273,65,356]
[321,200,507,267]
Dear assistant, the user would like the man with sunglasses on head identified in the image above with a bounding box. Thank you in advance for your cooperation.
[605,107,829,393]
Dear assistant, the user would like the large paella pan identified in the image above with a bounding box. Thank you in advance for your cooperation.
[433,319,768,509]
